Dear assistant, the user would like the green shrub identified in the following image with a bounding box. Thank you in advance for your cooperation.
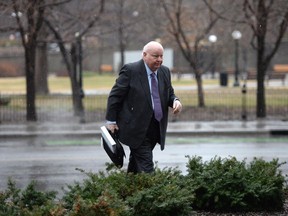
[62,166,193,216]
[62,168,130,216]
[125,167,194,216]
[185,156,286,212]
[1,158,286,215]
[0,178,59,216]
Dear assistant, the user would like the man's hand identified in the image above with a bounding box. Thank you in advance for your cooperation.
[172,100,182,114]
[106,123,119,133]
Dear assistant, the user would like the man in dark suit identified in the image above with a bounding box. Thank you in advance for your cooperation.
[106,41,182,173]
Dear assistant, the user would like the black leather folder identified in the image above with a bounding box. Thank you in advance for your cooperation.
[100,126,126,168]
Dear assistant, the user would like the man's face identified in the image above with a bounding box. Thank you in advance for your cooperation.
[143,47,163,72]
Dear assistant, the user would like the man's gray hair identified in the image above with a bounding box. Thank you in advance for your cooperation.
[142,41,164,53]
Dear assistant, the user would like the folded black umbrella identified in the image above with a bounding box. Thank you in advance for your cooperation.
[100,126,126,168]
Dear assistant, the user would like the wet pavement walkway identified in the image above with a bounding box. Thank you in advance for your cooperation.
[0,120,288,197]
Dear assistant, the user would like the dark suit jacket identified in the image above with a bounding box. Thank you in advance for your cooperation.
[106,59,178,150]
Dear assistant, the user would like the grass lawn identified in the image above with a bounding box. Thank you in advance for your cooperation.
[0,73,117,93]
[0,73,207,93]
[0,72,274,93]
[0,73,287,108]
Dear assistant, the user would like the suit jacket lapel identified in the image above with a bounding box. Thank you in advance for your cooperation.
[138,60,153,109]
[157,67,165,108]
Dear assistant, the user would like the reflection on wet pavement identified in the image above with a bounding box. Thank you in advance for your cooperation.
[1,136,288,197]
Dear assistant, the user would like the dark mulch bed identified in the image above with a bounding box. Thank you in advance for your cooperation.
[192,200,288,215]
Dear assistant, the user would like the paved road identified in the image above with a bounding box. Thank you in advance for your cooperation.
[1,135,288,197]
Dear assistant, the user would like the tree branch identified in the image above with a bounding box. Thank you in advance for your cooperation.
[44,18,72,75]
[264,11,288,64]
[79,0,104,38]
[39,0,73,9]
[11,0,26,48]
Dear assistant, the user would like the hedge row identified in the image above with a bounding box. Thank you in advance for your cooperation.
[0,156,287,216]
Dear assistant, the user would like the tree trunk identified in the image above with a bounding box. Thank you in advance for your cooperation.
[195,71,205,107]
[256,0,267,118]
[35,25,49,95]
[256,67,266,118]
[71,43,85,121]
[35,41,49,95]
[256,47,266,118]
[256,34,266,118]
[25,45,37,121]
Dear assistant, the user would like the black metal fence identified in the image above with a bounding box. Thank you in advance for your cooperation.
[0,88,287,123]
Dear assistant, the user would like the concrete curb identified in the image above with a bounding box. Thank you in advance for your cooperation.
[0,121,287,138]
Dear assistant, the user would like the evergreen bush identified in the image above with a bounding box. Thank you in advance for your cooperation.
[185,156,286,212]
[0,157,287,215]
[62,166,193,216]
[0,178,58,216]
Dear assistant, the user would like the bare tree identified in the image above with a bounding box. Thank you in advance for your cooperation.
[160,0,221,107]
[44,0,104,121]
[0,0,73,121]
[243,0,288,118]
[99,0,145,70]
[4,0,46,121]
[204,0,288,118]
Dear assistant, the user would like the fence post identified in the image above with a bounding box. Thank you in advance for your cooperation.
[241,82,247,120]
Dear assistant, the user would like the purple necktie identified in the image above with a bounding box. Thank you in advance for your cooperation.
[151,73,163,121]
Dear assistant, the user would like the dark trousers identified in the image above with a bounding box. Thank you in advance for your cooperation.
[127,116,160,174]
